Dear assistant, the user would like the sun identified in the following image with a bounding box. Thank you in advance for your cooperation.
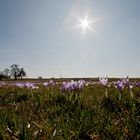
[80,18,91,31]
[75,16,94,34]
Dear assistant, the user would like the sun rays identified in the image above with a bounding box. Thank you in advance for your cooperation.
[74,16,95,34]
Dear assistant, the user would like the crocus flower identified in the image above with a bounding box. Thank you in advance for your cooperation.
[43,82,48,87]
[24,82,38,89]
[127,83,134,99]
[78,80,85,89]
[60,80,85,92]
[86,81,91,86]
[31,85,39,89]
[116,80,124,92]
[135,82,140,87]
[115,80,124,101]
[15,83,25,88]
[99,77,108,86]
[99,77,109,98]
[122,76,129,85]
[67,82,75,91]
[49,80,55,86]
[128,84,134,89]
[60,82,66,92]
[27,123,31,128]
[0,82,6,87]
[25,82,34,88]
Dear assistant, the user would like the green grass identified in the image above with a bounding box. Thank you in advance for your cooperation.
[0,83,140,139]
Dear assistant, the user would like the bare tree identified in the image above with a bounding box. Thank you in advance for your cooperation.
[18,68,26,79]
[3,68,10,79]
[10,64,20,80]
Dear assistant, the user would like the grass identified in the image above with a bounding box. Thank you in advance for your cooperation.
[0,81,140,139]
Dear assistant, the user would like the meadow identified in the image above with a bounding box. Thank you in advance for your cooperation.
[0,77,140,140]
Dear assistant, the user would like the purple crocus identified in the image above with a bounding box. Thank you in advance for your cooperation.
[135,82,140,87]
[49,80,55,86]
[66,81,75,91]
[60,82,66,92]
[99,77,109,98]
[115,80,124,101]
[31,85,39,89]
[122,76,135,92]
[122,76,129,85]
[15,83,25,88]
[99,77,108,86]
[78,80,85,89]
[116,80,124,92]
[43,82,48,87]
[60,80,85,92]
[24,82,39,89]
[25,82,34,88]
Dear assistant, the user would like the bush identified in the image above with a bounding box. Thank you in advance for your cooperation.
[0,73,8,80]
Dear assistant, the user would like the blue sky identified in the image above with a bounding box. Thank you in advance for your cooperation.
[0,0,140,78]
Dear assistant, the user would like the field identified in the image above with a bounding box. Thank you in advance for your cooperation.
[0,78,140,140]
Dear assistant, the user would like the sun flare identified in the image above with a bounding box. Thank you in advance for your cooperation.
[75,16,95,34]
[80,18,90,31]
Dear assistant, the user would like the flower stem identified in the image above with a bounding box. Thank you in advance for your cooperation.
[105,87,108,98]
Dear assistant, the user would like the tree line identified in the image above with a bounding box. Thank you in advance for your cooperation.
[0,64,26,80]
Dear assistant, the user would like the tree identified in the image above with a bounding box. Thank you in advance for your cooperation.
[18,68,26,79]
[10,64,20,80]
[3,68,10,79]
[0,71,8,80]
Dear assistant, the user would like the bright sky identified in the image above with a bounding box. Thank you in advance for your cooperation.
[0,0,140,78]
